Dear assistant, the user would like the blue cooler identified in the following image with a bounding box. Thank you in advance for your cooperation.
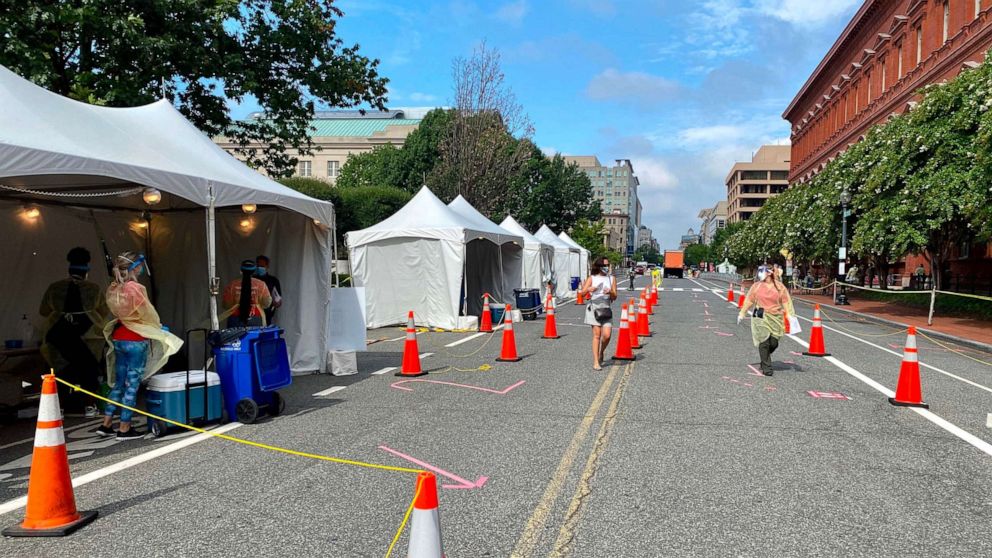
[490,305,506,325]
[145,370,222,437]
[570,277,580,290]
[212,327,291,424]
[514,288,542,320]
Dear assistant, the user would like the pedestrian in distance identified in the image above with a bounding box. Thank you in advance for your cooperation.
[223,260,272,327]
[628,266,636,291]
[255,254,283,325]
[580,257,617,371]
[99,252,182,440]
[737,264,795,377]
[38,247,108,417]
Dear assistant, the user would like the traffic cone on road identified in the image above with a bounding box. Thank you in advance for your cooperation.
[407,471,444,558]
[646,288,655,315]
[612,304,635,361]
[542,294,560,339]
[479,294,493,333]
[737,291,745,310]
[628,298,642,349]
[396,311,427,377]
[802,304,831,357]
[637,295,652,337]
[727,284,735,303]
[889,327,928,409]
[3,374,98,537]
[576,288,584,305]
[496,304,522,362]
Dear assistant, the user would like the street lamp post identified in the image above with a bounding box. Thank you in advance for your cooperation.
[836,188,852,305]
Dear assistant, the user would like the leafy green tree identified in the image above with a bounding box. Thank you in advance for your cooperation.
[334,145,406,190]
[1,1,388,176]
[513,153,600,232]
[633,246,661,265]
[683,243,712,266]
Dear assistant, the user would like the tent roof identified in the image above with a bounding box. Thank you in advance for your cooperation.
[0,65,333,224]
[499,216,549,250]
[558,231,589,254]
[447,196,522,246]
[534,225,576,252]
[346,186,503,247]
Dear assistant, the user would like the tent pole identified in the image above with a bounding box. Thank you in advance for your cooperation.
[331,210,339,287]
[206,183,220,330]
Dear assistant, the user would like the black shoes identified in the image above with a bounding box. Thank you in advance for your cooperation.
[116,429,145,441]
[761,369,774,377]
[95,425,116,437]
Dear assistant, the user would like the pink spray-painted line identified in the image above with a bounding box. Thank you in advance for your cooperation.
[714,331,734,337]
[698,326,717,330]
[378,445,488,489]
[704,318,716,322]
[703,309,711,316]
[746,364,763,377]
[391,379,525,395]
[789,351,805,357]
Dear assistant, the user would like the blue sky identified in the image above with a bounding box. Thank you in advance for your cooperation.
[235,0,862,248]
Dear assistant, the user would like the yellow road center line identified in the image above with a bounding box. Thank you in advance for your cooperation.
[550,361,634,557]
[510,363,622,558]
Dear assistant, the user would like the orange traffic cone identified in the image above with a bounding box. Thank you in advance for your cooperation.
[479,294,493,333]
[3,374,98,537]
[637,295,652,337]
[612,303,635,361]
[496,304,522,362]
[576,288,584,305]
[407,471,444,558]
[646,288,655,315]
[727,284,735,303]
[396,311,427,377]
[737,291,745,310]
[628,298,642,349]
[889,327,928,408]
[542,294,560,339]
[803,304,831,357]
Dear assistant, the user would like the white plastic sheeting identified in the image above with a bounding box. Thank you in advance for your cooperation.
[558,231,590,279]
[346,187,521,330]
[499,216,554,300]
[447,196,523,309]
[534,225,577,298]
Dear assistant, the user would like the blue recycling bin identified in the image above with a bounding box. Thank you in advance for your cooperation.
[211,326,291,424]
[570,277,580,290]
[490,305,506,325]
[514,288,542,320]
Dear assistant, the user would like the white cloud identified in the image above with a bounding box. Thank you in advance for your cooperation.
[754,0,861,27]
[677,125,749,147]
[496,0,529,24]
[408,92,439,102]
[632,157,679,191]
[541,146,559,156]
[586,69,682,108]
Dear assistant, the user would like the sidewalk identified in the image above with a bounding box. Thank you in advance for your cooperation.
[794,291,992,350]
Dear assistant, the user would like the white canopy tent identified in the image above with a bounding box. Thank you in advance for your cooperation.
[347,186,519,329]
[447,196,523,308]
[0,64,334,373]
[558,231,590,279]
[534,225,577,298]
[499,216,554,300]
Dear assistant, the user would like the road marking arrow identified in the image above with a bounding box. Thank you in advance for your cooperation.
[390,378,525,395]
[378,445,488,490]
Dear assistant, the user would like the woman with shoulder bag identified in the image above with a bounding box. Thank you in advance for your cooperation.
[581,257,618,370]
[737,264,795,376]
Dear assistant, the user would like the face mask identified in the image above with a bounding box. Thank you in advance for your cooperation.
[757,271,768,282]
[256,266,267,277]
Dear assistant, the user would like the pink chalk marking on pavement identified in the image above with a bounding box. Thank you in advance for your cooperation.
[704,318,715,322]
[783,360,796,365]
[764,386,777,392]
[390,379,525,395]
[807,390,851,400]
[698,326,717,329]
[378,445,488,489]
[714,331,734,337]
[746,364,763,377]
[743,383,753,387]
[789,351,804,357]
[703,310,711,316]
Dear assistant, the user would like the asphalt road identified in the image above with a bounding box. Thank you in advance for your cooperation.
[2,274,991,557]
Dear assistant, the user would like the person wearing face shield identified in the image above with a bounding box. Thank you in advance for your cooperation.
[99,252,182,440]
[737,264,795,376]
[255,255,282,325]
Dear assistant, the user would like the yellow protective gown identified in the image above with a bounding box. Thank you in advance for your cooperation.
[744,280,795,347]
[38,278,108,369]
[103,280,182,386]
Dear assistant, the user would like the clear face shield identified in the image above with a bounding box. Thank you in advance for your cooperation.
[756,265,770,282]
[125,254,151,277]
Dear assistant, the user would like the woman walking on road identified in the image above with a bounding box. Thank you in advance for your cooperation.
[581,257,617,370]
[737,264,794,377]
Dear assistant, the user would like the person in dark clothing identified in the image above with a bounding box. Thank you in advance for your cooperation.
[628,267,636,290]
[255,255,283,324]
[39,247,107,415]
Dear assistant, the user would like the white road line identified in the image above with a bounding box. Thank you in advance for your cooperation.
[672,288,684,292]
[445,332,487,347]
[692,288,703,292]
[787,334,992,458]
[371,367,397,376]
[795,315,992,395]
[386,335,406,342]
[0,422,243,517]
[420,352,434,358]
[311,386,347,397]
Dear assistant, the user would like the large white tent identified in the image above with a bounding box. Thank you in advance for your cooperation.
[447,196,523,309]
[347,187,519,329]
[0,64,334,373]
[499,216,554,299]
[534,225,577,298]
[558,231,590,279]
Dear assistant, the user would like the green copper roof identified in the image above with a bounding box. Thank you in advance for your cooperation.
[307,118,422,137]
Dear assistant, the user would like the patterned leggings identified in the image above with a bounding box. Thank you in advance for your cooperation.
[104,340,149,423]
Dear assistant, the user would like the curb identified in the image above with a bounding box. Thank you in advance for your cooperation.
[793,296,992,356]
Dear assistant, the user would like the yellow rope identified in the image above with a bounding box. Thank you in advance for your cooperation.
[384,481,421,558]
[814,307,908,338]
[55,376,422,475]
[917,331,992,367]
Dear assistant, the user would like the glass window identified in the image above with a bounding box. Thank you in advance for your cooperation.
[327,160,339,178]
[916,25,923,64]
[770,170,789,180]
[741,170,767,180]
[897,42,904,78]
[978,0,984,18]
[298,160,312,177]
[943,1,950,43]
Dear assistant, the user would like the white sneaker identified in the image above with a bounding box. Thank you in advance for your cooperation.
[84,405,99,418]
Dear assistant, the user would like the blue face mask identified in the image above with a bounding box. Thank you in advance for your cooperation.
[255,266,267,277]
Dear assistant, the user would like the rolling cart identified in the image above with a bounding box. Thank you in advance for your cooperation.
[210,326,292,424]
[146,329,223,437]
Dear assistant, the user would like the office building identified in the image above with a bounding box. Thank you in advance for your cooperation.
[725,145,791,223]
[564,156,641,256]
[697,200,728,245]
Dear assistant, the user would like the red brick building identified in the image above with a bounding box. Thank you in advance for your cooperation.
[784,0,992,289]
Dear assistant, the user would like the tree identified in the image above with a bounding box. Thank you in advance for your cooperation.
[429,42,534,216]
[1,1,388,176]
[334,145,406,190]
[512,151,600,232]
[710,222,743,265]
[633,246,661,265]
[683,243,712,266]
